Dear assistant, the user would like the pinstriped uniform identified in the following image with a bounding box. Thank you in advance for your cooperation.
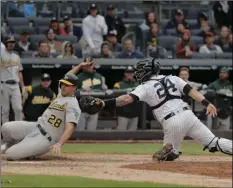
[131,75,232,154]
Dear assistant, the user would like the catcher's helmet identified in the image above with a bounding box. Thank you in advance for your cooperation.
[135,58,160,83]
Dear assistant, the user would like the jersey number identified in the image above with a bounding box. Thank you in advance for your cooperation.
[154,78,177,99]
[48,114,62,128]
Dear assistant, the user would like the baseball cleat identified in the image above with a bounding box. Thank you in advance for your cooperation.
[152,143,179,161]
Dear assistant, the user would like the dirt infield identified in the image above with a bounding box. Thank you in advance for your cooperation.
[2,153,232,187]
[123,161,232,179]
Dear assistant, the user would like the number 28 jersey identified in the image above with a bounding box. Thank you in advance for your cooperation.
[37,94,81,143]
[131,75,189,123]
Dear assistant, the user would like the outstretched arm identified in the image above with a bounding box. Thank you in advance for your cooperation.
[103,94,138,108]
[187,87,217,117]
[175,76,217,117]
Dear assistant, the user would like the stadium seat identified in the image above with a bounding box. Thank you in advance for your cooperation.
[38,11,54,18]
[157,36,179,51]
[74,43,83,58]
[191,29,201,36]
[7,17,29,26]
[166,50,173,59]
[35,2,56,18]
[165,28,177,36]
[190,36,204,46]
[186,9,200,19]
[56,35,78,43]
[186,19,198,29]
[172,44,177,58]
[128,12,145,19]
[32,18,51,26]
[191,52,215,59]
[215,53,232,59]
[159,19,169,30]
[11,26,37,34]
[37,26,49,34]
[30,34,46,43]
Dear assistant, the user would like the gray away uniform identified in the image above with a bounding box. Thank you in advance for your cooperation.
[2,85,81,160]
[0,47,23,123]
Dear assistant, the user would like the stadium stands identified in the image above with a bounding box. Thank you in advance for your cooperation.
[1,1,232,60]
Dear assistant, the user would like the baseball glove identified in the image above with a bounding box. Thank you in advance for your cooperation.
[79,96,104,115]
[152,143,180,161]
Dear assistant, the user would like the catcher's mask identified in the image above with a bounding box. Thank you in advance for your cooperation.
[135,58,160,83]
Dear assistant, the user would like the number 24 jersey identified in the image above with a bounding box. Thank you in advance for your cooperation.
[131,75,189,123]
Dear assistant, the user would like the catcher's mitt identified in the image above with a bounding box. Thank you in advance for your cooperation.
[79,96,104,115]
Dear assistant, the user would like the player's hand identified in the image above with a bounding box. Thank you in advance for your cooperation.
[99,99,105,107]
[79,61,92,68]
[206,103,217,117]
[50,143,62,154]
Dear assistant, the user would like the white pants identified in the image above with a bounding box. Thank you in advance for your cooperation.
[1,83,22,124]
[2,121,52,160]
[162,110,231,152]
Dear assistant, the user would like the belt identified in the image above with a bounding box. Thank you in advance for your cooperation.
[164,107,189,121]
[1,80,18,84]
[37,124,52,142]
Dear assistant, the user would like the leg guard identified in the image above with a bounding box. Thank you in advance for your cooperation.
[216,138,232,155]
[204,137,232,155]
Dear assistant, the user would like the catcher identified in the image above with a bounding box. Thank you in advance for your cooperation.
[78,58,232,161]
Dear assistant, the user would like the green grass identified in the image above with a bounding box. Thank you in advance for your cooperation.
[1,174,201,188]
[62,143,222,155]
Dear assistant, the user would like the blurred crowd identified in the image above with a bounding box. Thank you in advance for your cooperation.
[1,1,232,131]
[1,1,232,59]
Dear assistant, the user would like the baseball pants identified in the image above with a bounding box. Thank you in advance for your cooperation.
[162,110,232,154]
[77,112,98,131]
[1,121,52,160]
[1,84,22,124]
[116,117,138,130]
